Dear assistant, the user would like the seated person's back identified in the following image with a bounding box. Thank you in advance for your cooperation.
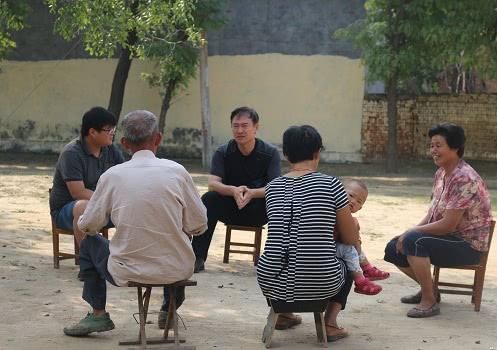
[81,153,207,285]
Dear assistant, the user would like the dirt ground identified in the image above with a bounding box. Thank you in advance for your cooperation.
[0,153,496,350]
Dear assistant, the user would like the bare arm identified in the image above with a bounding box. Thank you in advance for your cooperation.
[335,206,359,245]
[208,175,236,196]
[412,209,464,235]
[417,211,431,226]
[66,181,93,200]
[77,177,111,235]
[395,209,463,253]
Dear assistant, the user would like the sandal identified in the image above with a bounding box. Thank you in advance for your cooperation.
[275,313,302,330]
[354,278,382,295]
[362,264,390,281]
[325,324,348,342]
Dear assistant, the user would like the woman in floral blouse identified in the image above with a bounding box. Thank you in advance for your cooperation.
[384,123,492,318]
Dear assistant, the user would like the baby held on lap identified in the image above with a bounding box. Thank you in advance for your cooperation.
[334,179,390,296]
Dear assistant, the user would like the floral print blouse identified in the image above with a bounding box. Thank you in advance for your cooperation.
[428,160,492,251]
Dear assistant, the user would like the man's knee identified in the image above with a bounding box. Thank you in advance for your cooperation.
[80,234,106,255]
[72,200,89,217]
[201,191,223,207]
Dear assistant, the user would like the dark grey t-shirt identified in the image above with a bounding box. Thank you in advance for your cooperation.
[211,138,281,188]
[49,138,125,216]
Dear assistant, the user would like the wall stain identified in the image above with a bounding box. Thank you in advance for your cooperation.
[12,120,36,140]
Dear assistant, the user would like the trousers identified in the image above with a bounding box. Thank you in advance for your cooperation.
[192,191,267,261]
[79,235,183,311]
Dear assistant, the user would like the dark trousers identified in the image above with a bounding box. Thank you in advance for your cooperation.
[192,191,268,261]
[79,235,183,311]
[79,235,116,310]
[384,231,481,268]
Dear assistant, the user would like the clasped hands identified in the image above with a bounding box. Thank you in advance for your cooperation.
[233,185,254,210]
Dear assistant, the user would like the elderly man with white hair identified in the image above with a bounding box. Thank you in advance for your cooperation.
[63,110,207,337]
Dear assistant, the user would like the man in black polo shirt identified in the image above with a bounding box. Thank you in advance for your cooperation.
[192,106,281,272]
[49,107,124,246]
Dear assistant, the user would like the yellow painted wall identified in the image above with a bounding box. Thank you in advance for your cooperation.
[0,54,364,161]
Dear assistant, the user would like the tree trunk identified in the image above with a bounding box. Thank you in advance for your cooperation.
[199,31,212,170]
[386,73,399,173]
[107,0,139,122]
[108,47,133,122]
[158,79,178,134]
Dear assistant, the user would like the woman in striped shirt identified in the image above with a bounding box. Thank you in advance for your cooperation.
[256,125,359,341]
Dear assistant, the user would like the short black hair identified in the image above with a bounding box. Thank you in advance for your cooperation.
[283,125,323,163]
[428,123,466,158]
[230,106,259,124]
[81,107,117,138]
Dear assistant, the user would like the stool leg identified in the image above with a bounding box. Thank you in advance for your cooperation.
[262,308,277,348]
[253,227,262,266]
[53,230,60,269]
[136,286,147,349]
[314,312,327,347]
[172,289,180,346]
[143,287,152,324]
[164,287,177,340]
[223,226,232,264]
[74,235,80,266]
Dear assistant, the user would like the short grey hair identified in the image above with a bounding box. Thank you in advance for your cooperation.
[121,110,159,145]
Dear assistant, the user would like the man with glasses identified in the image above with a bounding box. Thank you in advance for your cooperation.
[49,106,124,247]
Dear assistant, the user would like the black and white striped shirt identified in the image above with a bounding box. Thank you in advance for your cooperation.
[256,172,348,301]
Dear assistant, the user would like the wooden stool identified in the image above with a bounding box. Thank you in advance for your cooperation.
[433,220,495,311]
[223,224,263,266]
[262,299,329,348]
[50,213,108,268]
[49,188,109,268]
[119,279,197,350]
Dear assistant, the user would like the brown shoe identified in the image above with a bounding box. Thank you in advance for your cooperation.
[326,324,349,342]
[275,313,302,330]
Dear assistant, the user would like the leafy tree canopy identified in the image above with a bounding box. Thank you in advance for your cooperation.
[335,0,497,91]
[142,0,225,95]
[0,0,29,60]
[46,0,204,59]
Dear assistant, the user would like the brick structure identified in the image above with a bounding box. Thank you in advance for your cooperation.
[362,94,497,161]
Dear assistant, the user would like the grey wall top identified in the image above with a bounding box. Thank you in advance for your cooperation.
[8,0,364,61]
[208,0,364,57]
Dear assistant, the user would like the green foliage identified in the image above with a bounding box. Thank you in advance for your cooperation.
[0,0,29,60]
[142,0,225,97]
[334,0,497,90]
[46,0,206,59]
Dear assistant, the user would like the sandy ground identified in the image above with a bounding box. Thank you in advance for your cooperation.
[1,156,496,350]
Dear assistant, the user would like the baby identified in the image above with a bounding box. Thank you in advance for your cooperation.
[335,179,389,295]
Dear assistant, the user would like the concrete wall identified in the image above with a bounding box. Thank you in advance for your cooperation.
[1,54,365,161]
[362,94,497,161]
[10,0,365,60]
[2,0,366,161]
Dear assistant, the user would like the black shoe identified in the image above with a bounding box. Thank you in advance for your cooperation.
[194,258,205,273]
[77,271,84,282]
